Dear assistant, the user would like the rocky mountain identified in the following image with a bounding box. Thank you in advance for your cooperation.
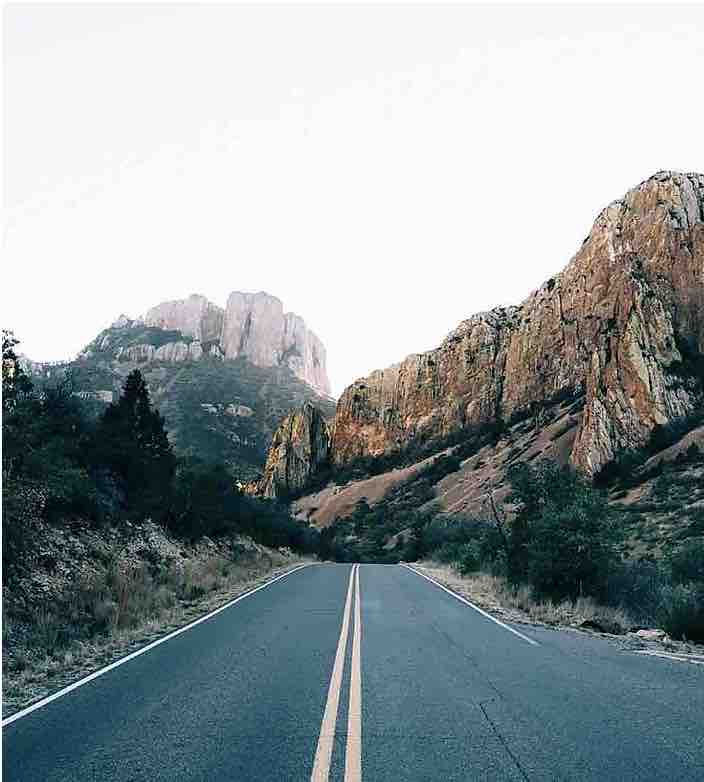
[334,171,704,474]
[116,291,331,397]
[258,403,331,499]
[260,171,704,501]
[27,291,335,481]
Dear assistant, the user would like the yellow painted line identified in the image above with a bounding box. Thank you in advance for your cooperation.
[344,563,363,782]
[310,564,357,782]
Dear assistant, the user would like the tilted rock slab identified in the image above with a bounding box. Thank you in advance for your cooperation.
[258,402,331,498]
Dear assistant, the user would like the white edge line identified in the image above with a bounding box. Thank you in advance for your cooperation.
[632,650,704,666]
[402,564,539,647]
[2,563,311,728]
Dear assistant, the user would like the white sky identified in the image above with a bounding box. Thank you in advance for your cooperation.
[3,3,704,397]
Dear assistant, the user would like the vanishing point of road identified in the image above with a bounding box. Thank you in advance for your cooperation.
[3,563,704,780]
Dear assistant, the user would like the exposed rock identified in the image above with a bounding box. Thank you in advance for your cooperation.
[258,403,331,498]
[142,291,331,394]
[221,292,331,396]
[73,390,113,404]
[116,344,156,363]
[154,341,190,362]
[144,294,224,343]
[634,629,670,642]
[330,171,704,476]
[225,404,254,417]
[111,314,132,329]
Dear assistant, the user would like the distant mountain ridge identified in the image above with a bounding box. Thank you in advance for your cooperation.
[25,290,335,481]
[127,291,330,397]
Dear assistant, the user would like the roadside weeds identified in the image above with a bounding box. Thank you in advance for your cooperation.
[3,541,309,719]
[413,561,704,662]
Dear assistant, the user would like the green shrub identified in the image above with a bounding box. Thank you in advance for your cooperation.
[657,583,704,641]
[605,559,665,623]
[668,540,704,584]
[508,461,620,600]
[453,541,481,575]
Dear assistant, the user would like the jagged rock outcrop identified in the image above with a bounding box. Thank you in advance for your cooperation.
[114,341,204,363]
[258,403,331,498]
[220,292,330,396]
[144,294,224,344]
[331,171,704,476]
[141,291,331,395]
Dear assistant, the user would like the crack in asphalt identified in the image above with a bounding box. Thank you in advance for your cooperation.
[426,617,534,780]
[478,698,531,782]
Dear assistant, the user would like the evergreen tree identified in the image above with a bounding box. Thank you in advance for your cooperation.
[96,370,175,519]
[2,330,33,415]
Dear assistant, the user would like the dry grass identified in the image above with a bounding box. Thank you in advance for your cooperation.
[3,544,305,718]
[415,563,634,635]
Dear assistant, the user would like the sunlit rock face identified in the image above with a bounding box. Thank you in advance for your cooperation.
[144,294,224,343]
[143,291,331,396]
[331,171,704,476]
[220,292,330,397]
[258,402,331,498]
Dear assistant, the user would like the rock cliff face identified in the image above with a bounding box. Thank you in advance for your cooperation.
[125,291,330,395]
[330,171,704,476]
[258,403,331,498]
[144,294,224,343]
[220,292,330,396]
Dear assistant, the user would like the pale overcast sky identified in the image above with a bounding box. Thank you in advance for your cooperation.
[4,3,703,396]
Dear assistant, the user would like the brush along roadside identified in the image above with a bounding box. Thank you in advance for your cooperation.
[412,562,704,663]
[2,519,308,718]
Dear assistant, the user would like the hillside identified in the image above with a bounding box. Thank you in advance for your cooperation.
[330,171,703,477]
[25,293,336,481]
[258,171,704,563]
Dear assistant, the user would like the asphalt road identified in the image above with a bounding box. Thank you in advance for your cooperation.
[3,563,704,781]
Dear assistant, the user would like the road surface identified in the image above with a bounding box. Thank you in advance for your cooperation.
[3,563,704,780]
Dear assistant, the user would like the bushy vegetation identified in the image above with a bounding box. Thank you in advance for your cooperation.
[415,461,704,641]
[595,409,704,489]
[2,331,318,587]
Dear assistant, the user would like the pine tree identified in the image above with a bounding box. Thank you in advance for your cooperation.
[96,370,175,520]
[2,330,33,415]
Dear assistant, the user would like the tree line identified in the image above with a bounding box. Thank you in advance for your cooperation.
[2,331,318,586]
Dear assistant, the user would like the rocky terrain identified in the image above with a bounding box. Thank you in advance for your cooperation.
[25,291,335,481]
[332,171,703,475]
[258,403,331,499]
[260,171,704,504]
[140,291,331,397]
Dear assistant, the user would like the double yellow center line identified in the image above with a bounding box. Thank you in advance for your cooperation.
[311,564,363,782]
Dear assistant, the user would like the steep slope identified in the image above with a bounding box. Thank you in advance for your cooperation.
[258,171,704,520]
[332,171,704,476]
[258,403,331,498]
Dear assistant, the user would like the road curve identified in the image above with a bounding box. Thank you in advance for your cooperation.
[3,563,704,781]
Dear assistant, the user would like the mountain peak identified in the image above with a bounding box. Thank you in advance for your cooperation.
[141,290,331,396]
